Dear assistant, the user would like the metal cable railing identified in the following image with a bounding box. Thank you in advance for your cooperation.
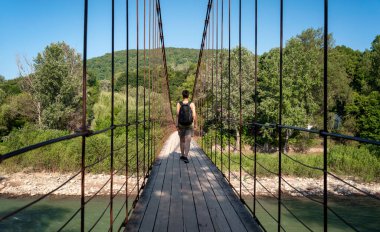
[0,0,172,231]
[193,0,380,231]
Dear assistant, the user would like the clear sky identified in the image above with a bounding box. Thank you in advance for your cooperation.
[1,0,379,79]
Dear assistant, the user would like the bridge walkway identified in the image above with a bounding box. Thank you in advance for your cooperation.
[126,132,261,232]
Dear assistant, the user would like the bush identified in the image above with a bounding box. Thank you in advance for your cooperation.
[204,141,380,182]
[328,145,380,182]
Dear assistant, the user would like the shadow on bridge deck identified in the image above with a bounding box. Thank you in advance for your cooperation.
[126,132,261,232]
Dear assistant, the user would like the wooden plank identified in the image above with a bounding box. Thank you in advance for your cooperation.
[153,138,175,232]
[189,149,232,232]
[192,146,248,232]
[126,134,260,232]
[168,136,184,232]
[193,143,261,232]
[186,149,215,232]
[124,157,161,232]
[127,135,172,232]
[179,149,199,232]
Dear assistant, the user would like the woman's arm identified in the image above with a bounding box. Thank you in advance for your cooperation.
[176,102,181,128]
[190,102,197,129]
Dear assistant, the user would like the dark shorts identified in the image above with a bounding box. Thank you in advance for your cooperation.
[178,127,193,137]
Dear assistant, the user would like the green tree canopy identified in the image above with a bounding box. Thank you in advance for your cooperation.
[31,42,82,130]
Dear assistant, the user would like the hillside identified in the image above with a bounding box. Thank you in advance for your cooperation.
[87,47,199,105]
[87,47,199,81]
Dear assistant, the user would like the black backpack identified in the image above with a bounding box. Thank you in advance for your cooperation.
[178,101,193,126]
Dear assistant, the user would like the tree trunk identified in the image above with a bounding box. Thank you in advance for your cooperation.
[283,129,291,154]
[264,142,269,153]
[37,101,42,127]
[235,129,240,153]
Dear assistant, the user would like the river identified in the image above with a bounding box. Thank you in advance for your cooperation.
[0,195,379,231]
[0,196,130,231]
[246,195,380,232]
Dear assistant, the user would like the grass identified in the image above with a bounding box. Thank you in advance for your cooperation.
[201,142,380,182]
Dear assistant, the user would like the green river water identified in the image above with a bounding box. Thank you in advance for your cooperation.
[0,195,379,231]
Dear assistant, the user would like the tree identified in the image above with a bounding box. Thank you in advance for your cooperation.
[206,47,255,150]
[346,91,380,141]
[24,42,82,130]
[370,35,380,91]
[257,29,326,152]
[0,89,6,105]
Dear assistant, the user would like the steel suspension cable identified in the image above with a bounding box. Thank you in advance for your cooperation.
[323,0,328,231]
[190,1,380,232]
[0,1,173,230]
[215,0,219,167]
[228,0,231,183]
[136,0,140,202]
[212,1,215,163]
[110,0,115,230]
[125,0,129,225]
[253,0,258,217]
[147,0,151,173]
[143,0,147,185]
[278,0,284,230]
[220,0,224,174]
[239,0,242,200]
[81,0,88,230]
[192,0,213,101]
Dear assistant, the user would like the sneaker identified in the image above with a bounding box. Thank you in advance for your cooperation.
[183,157,189,163]
[180,156,185,160]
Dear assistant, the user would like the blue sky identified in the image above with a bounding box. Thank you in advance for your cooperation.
[1,0,379,79]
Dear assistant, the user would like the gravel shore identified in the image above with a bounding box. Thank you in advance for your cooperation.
[0,172,137,197]
[1,171,379,197]
[228,172,380,197]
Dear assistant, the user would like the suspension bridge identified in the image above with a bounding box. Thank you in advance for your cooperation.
[1,0,380,231]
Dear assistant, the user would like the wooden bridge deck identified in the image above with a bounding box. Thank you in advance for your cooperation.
[126,132,261,232]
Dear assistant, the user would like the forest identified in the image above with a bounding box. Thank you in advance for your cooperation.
[0,28,379,181]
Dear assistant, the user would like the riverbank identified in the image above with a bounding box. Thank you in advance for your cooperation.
[0,172,137,197]
[229,171,380,197]
[1,171,379,197]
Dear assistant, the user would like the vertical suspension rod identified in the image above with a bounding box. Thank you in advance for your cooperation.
[220,0,224,173]
[214,0,218,165]
[278,0,284,230]
[215,0,218,165]
[238,0,242,200]
[81,0,88,231]
[125,0,130,223]
[136,0,139,200]
[323,0,329,231]
[228,0,231,183]
[148,0,152,171]
[253,0,258,216]
[110,0,115,230]
[211,1,215,163]
[143,0,147,183]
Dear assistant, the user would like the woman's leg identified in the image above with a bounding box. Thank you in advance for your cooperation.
[180,134,185,156]
[184,132,191,157]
